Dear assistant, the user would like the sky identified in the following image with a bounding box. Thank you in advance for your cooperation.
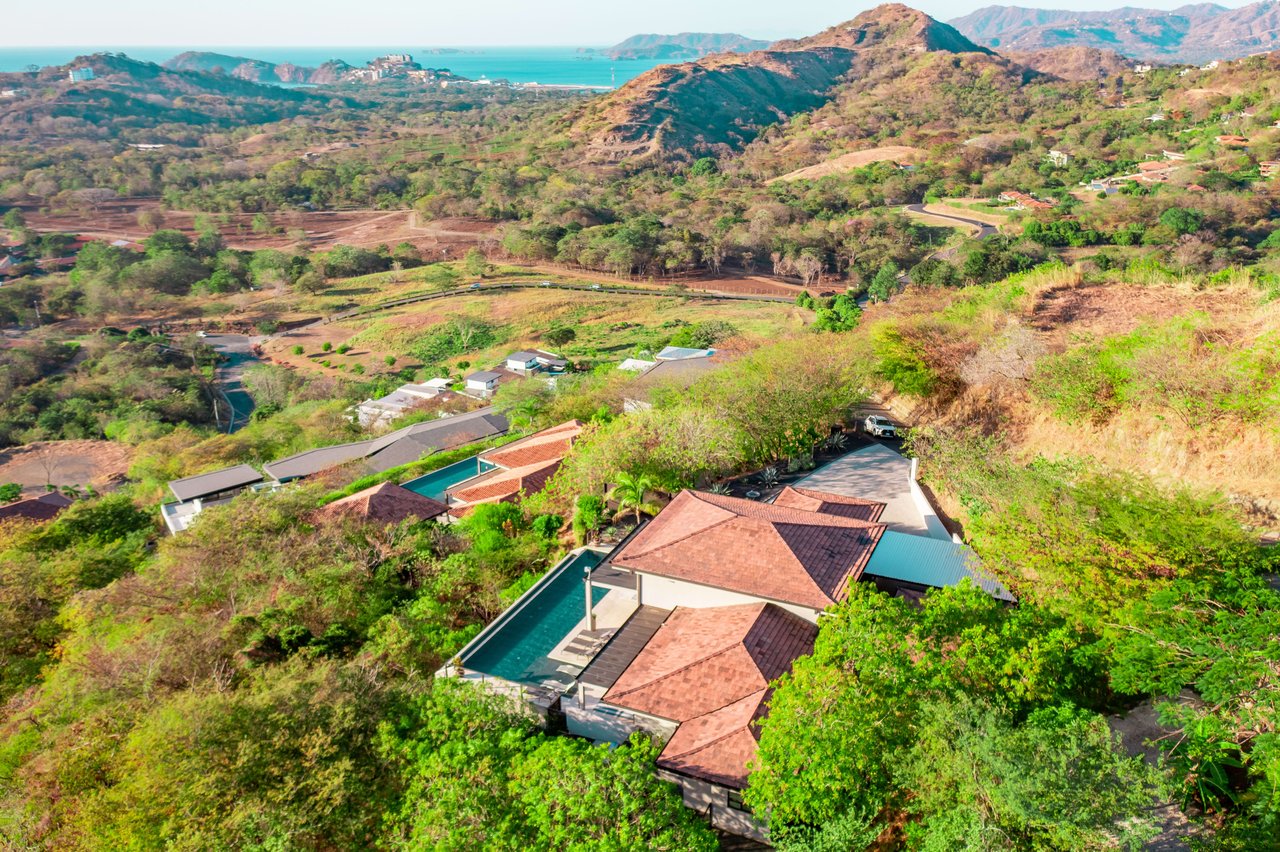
[7,0,1259,46]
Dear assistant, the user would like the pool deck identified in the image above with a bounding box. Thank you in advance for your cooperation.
[441,547,631,700]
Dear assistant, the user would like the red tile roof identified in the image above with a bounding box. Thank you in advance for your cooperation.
[771,485,886,523]
[320,482,448,525]
[448,457,563,508]
[610,490,887,611]
[0,491,73,523]
[605,603,816,788]
[481,420,583,470]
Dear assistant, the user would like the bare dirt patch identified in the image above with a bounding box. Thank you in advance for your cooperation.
[681,274,809,297]
[19,199,497,258]
[771,146,926,183]
[1029,282,1254,344]
[0,440,134,495]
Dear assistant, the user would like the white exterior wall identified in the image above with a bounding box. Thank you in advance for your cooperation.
[636,572,820,624]
[656,769,769,842]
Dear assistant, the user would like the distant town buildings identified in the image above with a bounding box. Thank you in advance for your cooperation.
[68,67,95,82]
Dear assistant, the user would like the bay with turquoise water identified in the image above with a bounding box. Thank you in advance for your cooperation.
[0,47,669,88]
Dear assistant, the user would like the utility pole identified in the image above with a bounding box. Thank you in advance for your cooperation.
[31,298,40,325]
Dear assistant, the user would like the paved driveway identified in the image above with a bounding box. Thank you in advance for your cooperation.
[798,443,949,539]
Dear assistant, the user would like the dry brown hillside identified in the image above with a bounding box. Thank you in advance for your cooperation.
[569,4,991,163]
[1004,46,1132,81]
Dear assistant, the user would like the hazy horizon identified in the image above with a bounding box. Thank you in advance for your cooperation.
[8,0,1259,48]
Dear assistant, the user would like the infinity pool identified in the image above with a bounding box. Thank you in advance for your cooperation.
[402,457,493,501]
[463,550,608,687]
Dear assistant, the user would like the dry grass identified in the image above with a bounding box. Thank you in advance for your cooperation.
[0,440,135,495]
[770,145,926,183]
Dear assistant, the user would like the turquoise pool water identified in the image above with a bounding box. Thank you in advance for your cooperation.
[464,550,608,687]
[402,457,493,501]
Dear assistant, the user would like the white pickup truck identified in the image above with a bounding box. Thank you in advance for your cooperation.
[864,415,898,439]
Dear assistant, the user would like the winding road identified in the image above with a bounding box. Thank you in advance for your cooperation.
[201,334,263,433]
[904,203,999,244]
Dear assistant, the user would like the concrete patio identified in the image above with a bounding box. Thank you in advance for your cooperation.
[797,443,950,540]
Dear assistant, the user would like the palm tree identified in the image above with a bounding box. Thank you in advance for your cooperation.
[608,471,662,525]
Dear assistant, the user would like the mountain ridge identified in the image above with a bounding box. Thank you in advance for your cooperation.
[950,1,1280,63]
[571,4,993,162]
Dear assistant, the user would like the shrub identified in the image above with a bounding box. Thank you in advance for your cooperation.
[291,345,304,356]
[321,342,333,353]
[531,514,563,539]
[572,495,606,544]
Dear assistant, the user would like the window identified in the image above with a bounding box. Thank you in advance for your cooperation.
[727,790,752,814]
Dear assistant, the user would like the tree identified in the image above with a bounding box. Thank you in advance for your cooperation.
[898,698,1161,851]
[463,247,487,277]
[1160,206,1205,236]
[608,471,662,524]
[867,261,900,303]
[544,327,576,348]
[748,582,1107,840]
[136,209,166,232]
[2,208,25,230]
[0,483,20,502]
[293,269,327,295]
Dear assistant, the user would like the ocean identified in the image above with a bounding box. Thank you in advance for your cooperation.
[0,46,669,88]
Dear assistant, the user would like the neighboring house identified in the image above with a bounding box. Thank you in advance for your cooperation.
[264,408,509,482]
[0,491,73,523]
[162,464,264,534]
[998,191,1055,210]
[623,355,725,413]
[464,370,509,398]
[444,482,1012,841]
[68,67,95,82]
[445,420,583,515]
[1260,162,1280,179]
[1145,112,1166,123]
[1217,135,1250,148]
[1163,150,1187,161]
[318,482,448,526]
[1046,149,1071,167]
[504,350,567,374]
[353,382,456,428]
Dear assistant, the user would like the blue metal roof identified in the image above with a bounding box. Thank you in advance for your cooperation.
[864,531,1014,601]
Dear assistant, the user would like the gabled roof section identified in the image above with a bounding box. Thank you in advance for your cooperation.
[772,485,887,523]
[604,603,816,789]
[320,482,448,525]
[0,491,73,523]
[609,490,887,611]
[448,457,563,508]
[480,420,583,470]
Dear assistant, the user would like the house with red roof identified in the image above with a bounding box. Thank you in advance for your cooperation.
[0,491,74,523]
[444,419,583,517]
[318,482,448,526]
[443,478,1009,840]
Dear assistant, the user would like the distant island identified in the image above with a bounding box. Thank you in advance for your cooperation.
[599,33,771,61]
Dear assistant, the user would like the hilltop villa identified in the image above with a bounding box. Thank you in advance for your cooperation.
[444,480,1010,841]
